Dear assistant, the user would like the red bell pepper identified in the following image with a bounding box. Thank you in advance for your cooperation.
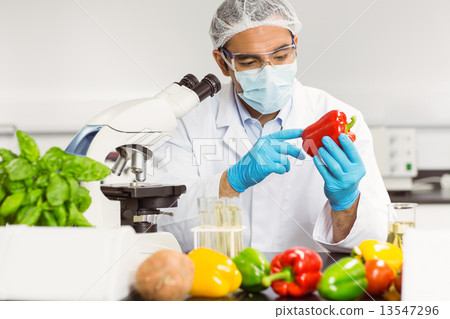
[302,110,356,157]
[261,247,322,297]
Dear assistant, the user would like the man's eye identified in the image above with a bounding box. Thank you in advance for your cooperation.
[273,54,288,61]
[273,48,293,61]
[273,51,291,60]
[237,60,257,66]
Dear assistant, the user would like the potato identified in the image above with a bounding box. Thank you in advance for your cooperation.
[135,250,195,301]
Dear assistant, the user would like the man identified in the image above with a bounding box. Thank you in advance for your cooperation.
[153,0,390,253]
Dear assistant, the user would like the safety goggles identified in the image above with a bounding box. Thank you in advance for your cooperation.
[219,38,297,73]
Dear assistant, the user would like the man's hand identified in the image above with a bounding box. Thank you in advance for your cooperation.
[313,133,366,211]
[313,133,365,242]
[226,129,306,193]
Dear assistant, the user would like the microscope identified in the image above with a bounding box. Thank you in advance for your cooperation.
[66,74,221,253]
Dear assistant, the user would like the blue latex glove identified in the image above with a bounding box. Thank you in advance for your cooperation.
[227,129,306,193]
[313,134,366,211]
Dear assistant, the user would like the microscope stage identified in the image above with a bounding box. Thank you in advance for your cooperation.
[101,183,186,199]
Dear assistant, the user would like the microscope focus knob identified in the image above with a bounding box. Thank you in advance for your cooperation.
[122,209,135,220]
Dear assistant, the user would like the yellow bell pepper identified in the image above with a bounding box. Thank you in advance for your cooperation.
[351,240,402,274]
[188,247,242,298]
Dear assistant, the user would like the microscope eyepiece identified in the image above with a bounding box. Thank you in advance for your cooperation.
[191,74,222,102]
[177,74,199,89]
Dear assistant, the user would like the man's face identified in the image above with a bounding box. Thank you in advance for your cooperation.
[213,26,298,93]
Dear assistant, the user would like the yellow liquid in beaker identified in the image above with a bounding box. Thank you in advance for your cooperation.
[387,221,415,249]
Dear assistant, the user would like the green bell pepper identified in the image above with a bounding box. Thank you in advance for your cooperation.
[232,247,270,292]
[317,257,368,301]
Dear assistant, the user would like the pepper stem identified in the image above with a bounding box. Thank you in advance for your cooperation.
[345,116,356,133]
[261,268,293,287]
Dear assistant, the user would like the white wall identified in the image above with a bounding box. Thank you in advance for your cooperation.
[1,0,450,167]
[0,0,225,133]
[294,0,450,126]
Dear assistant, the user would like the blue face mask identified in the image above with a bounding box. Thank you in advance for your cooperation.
[235,60,297,115]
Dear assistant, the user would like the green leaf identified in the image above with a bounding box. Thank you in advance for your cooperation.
[76,187,92,213]
[24,177,35,188]
[34,174,49,187]
[62,156,110,182]
[0,185,5,204]
[15,205,31,223]
[19,206,42,225]
[67,202,79,226]
[39,201,51,210]
[16,130,40,163]
[22,188,43,206]
[5,179,25,194]
[64,175,80,202]
[42,210,58,226]
[39,147,72,172]
[73,213,92,227]
[66,202,92,227]
[53,205,67,226]
[0,167,6,187]
[0,148,18,163]
[5,158,36,181]
[46,174,69,206]
[0,192,25,217]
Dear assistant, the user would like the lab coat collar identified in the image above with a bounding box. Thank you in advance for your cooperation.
[233,88,292,129]
[283,80,312,130]
[216,82,236,129]
[216,82,251,159]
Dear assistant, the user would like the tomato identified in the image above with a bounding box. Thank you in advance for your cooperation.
[394,273,402,294]
[394,269,402,294]
[365,259,395,295]
[393,263,403,294]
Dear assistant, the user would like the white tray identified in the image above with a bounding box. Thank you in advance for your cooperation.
[0,225,138,300]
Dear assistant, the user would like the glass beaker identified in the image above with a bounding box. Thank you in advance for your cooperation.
[387,202,417,249]
[193,197,244,258]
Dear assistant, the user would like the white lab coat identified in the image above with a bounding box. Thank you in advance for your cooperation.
[151,80,390,253]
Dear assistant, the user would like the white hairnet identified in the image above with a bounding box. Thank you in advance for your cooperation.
[209,0,302,49]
